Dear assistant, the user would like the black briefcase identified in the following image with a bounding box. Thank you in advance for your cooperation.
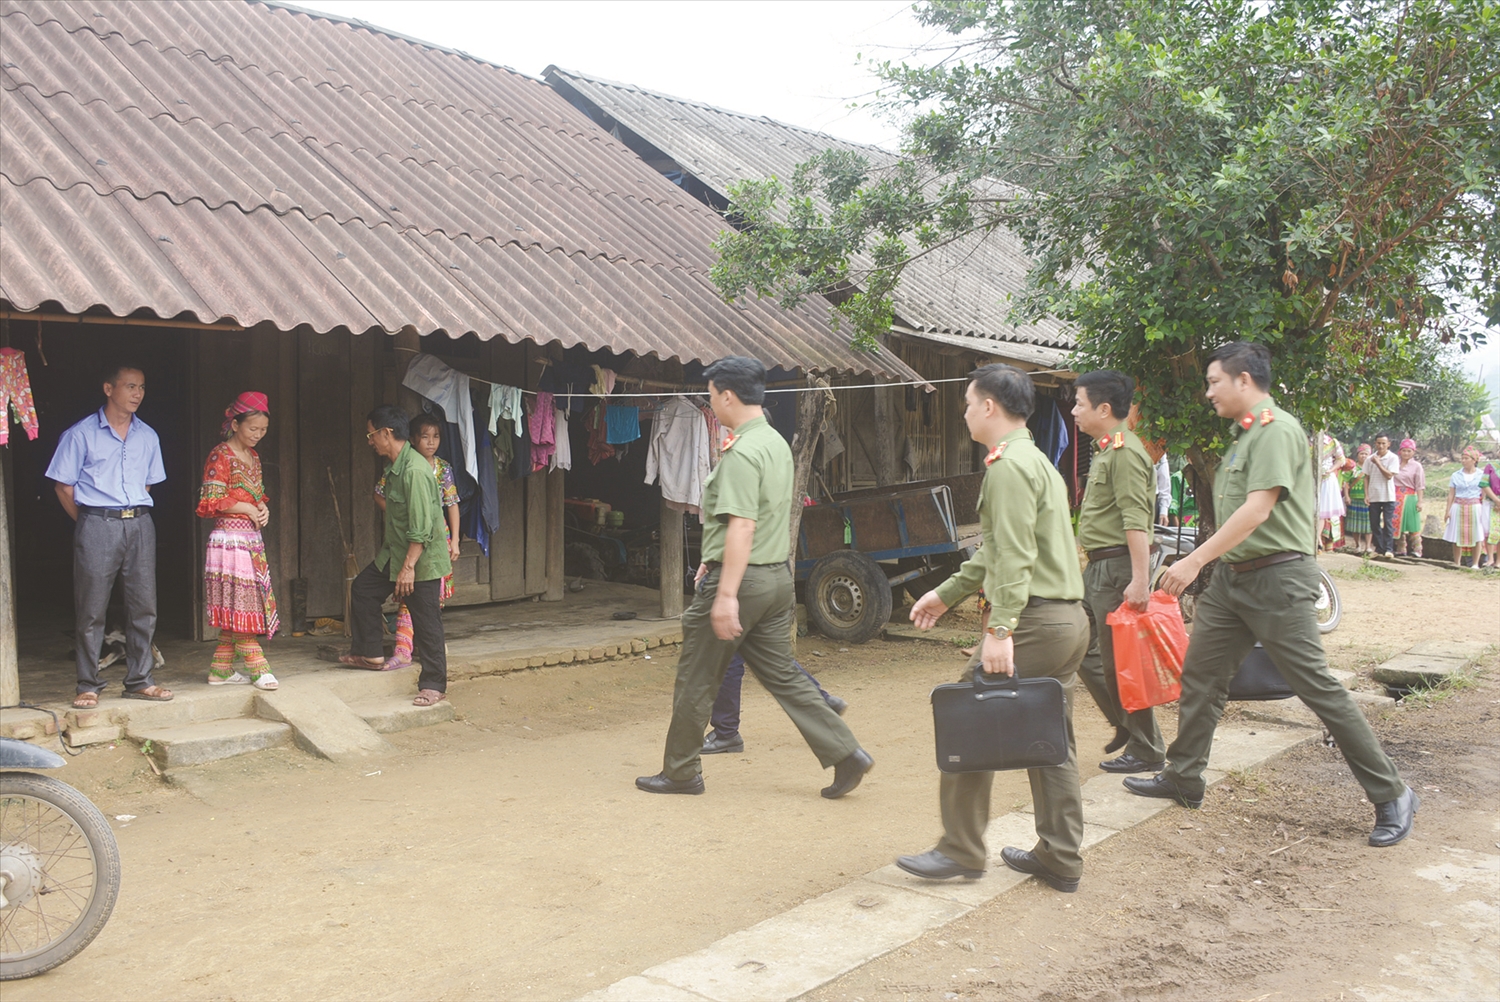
[1227,644,1296,701]
[931,666,1070,773]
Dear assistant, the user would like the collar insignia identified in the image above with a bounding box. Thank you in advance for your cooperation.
[720,432,738,452]
[1097,436,1110,451]
[984,441,1008,466]
[1239,413,1255,430]
[1260,408,1274,426]
[1112,431,1125,449]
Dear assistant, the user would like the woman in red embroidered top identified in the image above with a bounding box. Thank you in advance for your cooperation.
[197,392,280,689]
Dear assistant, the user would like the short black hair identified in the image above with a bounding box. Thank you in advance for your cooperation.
[1074,369,1135,421]
[367,404,410,441]
[102,362,144,385]
[1206,341,1272,391]
[703,355,767,405]
[410,412,443,438]
[968,363,1034,420]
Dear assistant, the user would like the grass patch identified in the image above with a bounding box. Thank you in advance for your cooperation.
[1329,559,1403,583]
[1225,767,1271,799]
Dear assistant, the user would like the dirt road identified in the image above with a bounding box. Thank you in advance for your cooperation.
[4,555,1496,1001]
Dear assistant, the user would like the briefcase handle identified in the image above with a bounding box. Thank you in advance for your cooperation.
[971,665,1020,700]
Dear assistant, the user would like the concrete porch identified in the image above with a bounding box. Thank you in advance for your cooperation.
[1,581,683,767]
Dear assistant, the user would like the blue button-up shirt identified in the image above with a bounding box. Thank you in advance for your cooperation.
[45,408,166,508]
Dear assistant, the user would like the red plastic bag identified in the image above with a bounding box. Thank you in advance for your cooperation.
[1106,592,1189,712]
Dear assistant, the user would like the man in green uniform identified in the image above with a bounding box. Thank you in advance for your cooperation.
[1133,342,1417,846]
[1071,370,1166,773]
[636,356,873,798]
[898,364,1089,892]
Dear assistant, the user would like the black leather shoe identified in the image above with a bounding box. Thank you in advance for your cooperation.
[1123,773,1202,808]
[1100,753,1166,774]
[1104,725,1130,754]
[700,732,744,755]
[1000,847,1080,893]
[895,849,983,880]
[635,772,705,795]
[821,748,873,799]
[825,694,848,716]
[1369,788,1419,846]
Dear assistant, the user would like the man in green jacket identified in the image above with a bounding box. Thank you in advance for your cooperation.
[898,364,1089,892]
[1137,342,1416,846]
[636,356,873,798]
[1071,369,1166,773]
[338,404,453,708]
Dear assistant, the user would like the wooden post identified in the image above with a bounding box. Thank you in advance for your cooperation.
[787,376,829,650]
[659,494,684,619]
[871,382,899,486]
[543,468,565,601]
[394,325,423,417]
[0,449,18,706]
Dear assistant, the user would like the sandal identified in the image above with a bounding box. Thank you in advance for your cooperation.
[412,689,447,707]
[318,647,385,670]
[382,654,413,671]
[208,670,250,686]
[72,691,99,709]
[123,685,174,701]
[250,672,279,691]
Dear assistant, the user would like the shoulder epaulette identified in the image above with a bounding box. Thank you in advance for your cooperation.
[1260,408,1274,426]
[984,442,1009,466]
[1112,431,1125,449]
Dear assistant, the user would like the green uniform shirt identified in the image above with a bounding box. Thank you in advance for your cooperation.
[699,415,793,565]
[935,427,1084,631]
[1215,397,1316,563]
[376,441,453,582]
[1076,420,1155,551]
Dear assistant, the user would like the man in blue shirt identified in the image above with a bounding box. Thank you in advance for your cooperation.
[46,363,173,707]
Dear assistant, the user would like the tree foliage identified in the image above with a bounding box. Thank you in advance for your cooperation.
[711,0,1500,484]
[1336,349,1492,453]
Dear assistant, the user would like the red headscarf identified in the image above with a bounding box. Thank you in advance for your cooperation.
[222,391,270,438]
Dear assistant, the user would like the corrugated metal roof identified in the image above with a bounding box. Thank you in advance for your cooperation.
[545,67,1076,364]
[0,0,922,380]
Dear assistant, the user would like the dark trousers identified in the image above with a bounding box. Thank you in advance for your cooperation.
[73,511,158,694]
[1078,555,1164,761]
[1369,501,1396,554]
[663,565,859,781]
[937,600,1089,877]
[349,561,447,693]
[1163,558,1404,803]
[709,652,833,738]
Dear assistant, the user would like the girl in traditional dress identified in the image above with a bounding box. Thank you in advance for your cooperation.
[375,413,461,669]
[197,392,280,689]
[1343,443,1372,555]
[1392,438,1426,558]
[1482,460,1500,569]
[1443,447,1491,568]
[1316,432,1347,551]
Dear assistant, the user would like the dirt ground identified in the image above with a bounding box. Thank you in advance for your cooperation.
[4,554,1497,1001]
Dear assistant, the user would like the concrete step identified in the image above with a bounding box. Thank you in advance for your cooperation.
[254,687,391,761]
[132,718,292,770]
[346,695,456,734]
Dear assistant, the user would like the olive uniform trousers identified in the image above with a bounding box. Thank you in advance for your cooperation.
[1162,557,1405,803]
[1078,554,1165,761]
[663,564,859,782]
[937,599,1089,878]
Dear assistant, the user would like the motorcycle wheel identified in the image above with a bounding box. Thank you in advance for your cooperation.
[1315,566,1342,634]
[0,772,121,980]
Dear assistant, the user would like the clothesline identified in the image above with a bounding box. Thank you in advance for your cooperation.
[429,371,1073,400]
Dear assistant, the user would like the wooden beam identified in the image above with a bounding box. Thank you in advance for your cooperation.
[659,496,684,619]
[544,467,565,601]
[0,310,247,332]
[0,448,18,706]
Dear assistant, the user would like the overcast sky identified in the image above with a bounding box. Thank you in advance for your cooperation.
[297,0,1496,382]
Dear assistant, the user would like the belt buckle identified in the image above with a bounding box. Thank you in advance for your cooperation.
[120,508,135,519]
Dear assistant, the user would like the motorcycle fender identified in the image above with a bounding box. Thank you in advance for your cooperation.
[0,736,67,769]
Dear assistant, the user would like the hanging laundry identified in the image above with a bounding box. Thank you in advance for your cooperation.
[586,403,615,465]
[402,354,478,479]
[491,418,515,471]
[605,405,640,445]
[529,392,556,472]
[590,365,616,397]
[475,428,499,542]
[487,383,524,437]
[550,408,573,472]
[0,348,39,446]
[700,404,724,468]
[509,410,532,480]
[646,397,711,515]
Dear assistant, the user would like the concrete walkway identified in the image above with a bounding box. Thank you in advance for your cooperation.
[583,723,1324,1002]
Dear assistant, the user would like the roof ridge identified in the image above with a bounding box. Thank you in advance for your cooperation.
[544,66,893,156]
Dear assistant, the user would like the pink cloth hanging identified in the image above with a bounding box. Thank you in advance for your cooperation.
[529,391,556,471]
[0,348,40,446]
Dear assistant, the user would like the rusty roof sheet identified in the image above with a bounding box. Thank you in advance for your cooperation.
[545,68,1076,365]
[0,0,921,380]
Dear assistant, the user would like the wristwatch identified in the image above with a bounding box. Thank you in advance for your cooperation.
[985,625,1012,641]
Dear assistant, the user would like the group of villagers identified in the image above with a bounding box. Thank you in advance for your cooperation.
[198,393,460,686]
[1318,432,1498,568]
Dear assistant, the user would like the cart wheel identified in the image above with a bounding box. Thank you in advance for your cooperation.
[806,551,893,645]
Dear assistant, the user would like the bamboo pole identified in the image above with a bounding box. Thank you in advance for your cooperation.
[0,450,19,706]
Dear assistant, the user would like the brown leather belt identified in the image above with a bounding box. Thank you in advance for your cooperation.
[1227,551,1303,573]
[1087,543,1160,563]
[1027,596,1079,606]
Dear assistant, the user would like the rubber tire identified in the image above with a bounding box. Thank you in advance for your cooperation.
[805,551,894,645]
[1315,566,1342,634]
[0,772,121,980]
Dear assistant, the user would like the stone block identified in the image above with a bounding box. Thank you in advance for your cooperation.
[1371,651,1470,688]
[255,687,391,761]
[65,708,114,730]
[590,647,606,660]
[580,976,713,1002]
[1205,724,1318,773]
[645,637,660,649]
[544,653,560,666]
[347,695,456,734]
[1,708,59,741]
[132,718,292,769]
[65,723,122,747]
[1405,640,1490,664]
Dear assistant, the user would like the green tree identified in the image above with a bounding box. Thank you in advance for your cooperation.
[712,0,1500,520]
[1337,349,1492,453]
